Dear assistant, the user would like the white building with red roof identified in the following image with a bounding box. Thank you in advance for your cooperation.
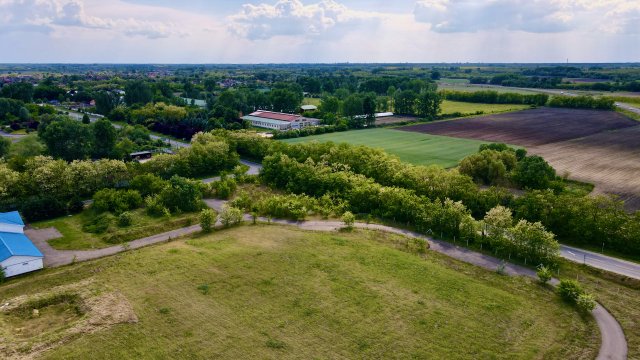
[242,110,320,131]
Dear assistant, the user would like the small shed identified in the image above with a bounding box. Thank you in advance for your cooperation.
[130,151,153,162]
[301,104,318,112]
[0,211,44,278]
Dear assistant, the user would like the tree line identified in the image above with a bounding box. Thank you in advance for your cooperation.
[440,90,548,106]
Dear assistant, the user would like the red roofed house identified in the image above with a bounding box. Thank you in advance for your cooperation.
[242,110,320,131]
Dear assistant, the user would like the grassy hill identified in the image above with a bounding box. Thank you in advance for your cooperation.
[0,225,596,359]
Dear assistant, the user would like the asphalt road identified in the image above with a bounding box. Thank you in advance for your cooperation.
[561,245,640,279]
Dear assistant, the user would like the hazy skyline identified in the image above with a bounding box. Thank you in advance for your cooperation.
[1,0,639,63]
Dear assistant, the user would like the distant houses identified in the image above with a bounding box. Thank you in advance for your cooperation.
[0,212,44,278]
[242,110,320,131]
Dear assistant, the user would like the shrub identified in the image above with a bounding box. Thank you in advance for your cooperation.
[82,213,112,234]
[219,205,243,227]
[157,176,203,213]
[212,177,237,199]
[200,208,216,233]
[93,189,143,214]
[0,266,5,283]
[536,265,553,284]
[19,196,68,222]
[145,195,168,217]
[129,174,168,197]
[557,280,584,303]
[118,211,133,227]
[342,211,355,230]
[576,293,597,312]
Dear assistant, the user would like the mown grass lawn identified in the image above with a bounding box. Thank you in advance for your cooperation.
[282,128,489,168]
[0,225,597,359]
[440,100,531,115]
[32,208,200,250]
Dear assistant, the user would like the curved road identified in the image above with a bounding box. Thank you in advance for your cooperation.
[26,198,627,360]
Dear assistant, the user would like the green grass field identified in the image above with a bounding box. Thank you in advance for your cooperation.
[0,225,597,359]
[302,97,321,106]
[33,208,200,250]
[437,83,541,95]
[440,100,530,115]
[282,128,489,168]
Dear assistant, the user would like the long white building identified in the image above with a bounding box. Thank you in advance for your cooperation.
[242,110,320,131]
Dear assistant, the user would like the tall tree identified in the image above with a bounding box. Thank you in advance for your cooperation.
[39,118,93,161]
[124,80,153,106]
[92,119,117,158]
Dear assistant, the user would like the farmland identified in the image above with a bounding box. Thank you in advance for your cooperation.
[530,126,640,210]
[439,100,530,115]
[281,128,491,168]
[400,107,638,147]
[399,107,640,209]
[0,225,598,359]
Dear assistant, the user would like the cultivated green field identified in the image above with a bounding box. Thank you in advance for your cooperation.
[437,82,541,95]
[282,128,490,168]
[440,100,530,115]
[0,226,597,359]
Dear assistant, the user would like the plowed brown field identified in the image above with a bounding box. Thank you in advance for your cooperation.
[399,107,640,210]
[400,108,637,146]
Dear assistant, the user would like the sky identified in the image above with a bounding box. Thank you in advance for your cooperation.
[0,0,638,63]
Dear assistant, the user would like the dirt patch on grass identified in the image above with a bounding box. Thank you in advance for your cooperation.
[399,107,638,147]
[0,280,137,360]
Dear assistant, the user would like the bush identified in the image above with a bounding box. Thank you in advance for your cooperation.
[212,177,237,200]
[145,195,169,217]
[342,211,355,230]
[129,174,168,197]
[82,213,112,234]
[219,205,243,227]
[512,156,556,190]
[93,189,143,214]
[200,208,216,233]
[19,196,68,222]
[557,280,584,303]
[0,266,5,283]
[576,293,597,312]
[157,176,203,213]
[536,265,553,284]
[118,211,133,227]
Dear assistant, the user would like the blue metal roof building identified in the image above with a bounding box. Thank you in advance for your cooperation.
[0,211,44,277]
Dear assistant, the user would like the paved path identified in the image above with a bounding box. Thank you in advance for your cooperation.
[0,130,26,142]
[202,160,262,183]
[561,245,640,280]
[27,198,627,359]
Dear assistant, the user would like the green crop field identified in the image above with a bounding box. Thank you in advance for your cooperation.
[282,128,490,168]
[440,100,530,115]
[0,226,597,359]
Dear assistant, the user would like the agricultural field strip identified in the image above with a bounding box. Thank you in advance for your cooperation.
[398,107,639,147]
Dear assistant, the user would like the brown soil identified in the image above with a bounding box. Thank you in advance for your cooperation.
[399,107,638,147]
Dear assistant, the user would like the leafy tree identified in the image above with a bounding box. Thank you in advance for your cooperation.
[200,208,217,232]
[1,82,34,103]
[513,155,556,190]
[125,80,153,105]
[219,205,243,227]
[94,91,120,115]
[536,265,553,284]
[459,150,516,185]
[511,219,559,265]
[362,93,377,126]
[269,88,301,113]
[483,205,513,250]
[576,294,596,312]
[342,211,355,230]
[158,175,202,213]
[18,107,31,121]
[82,113,91,124]
[38,118,93,161]
[0,137,10,158]
[92,119,117,158]
[416,91,442,120]
[129,174,168,197]
[557,280,584,303]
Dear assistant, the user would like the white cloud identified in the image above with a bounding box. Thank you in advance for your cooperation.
[414,0,640,35]
[228,0,380,40]
[414,0,574,33]
[0,0,185,38]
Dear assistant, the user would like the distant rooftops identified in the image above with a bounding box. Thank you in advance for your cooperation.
[249,110,302,122]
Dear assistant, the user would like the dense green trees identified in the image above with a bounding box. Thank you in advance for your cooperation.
[441,90,548,106]
[125,80,154,106]
[459,150,517,185]
[1,82,34,103]
[39,118,94,161]
[547,95,614,110]
[512,155,556,190]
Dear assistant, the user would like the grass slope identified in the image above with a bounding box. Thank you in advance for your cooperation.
[282,128,489,168]
[440,100,530,115]
[0,226,596,359]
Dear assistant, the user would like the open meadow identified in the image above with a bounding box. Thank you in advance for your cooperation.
[0,225,598,359]
[439,100,530,115]
[281,128,491,168]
